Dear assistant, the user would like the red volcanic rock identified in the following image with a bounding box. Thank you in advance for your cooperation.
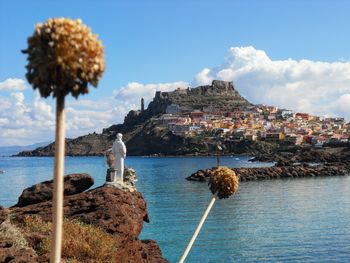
[14,173,94,207]
[116,239,167,263]
[11,187,146,244]
[0,206,5,225]
[7,186,167,262]
[141,240,167,262]
[0,240,37,263]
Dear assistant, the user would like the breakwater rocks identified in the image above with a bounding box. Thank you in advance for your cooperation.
[187,163,350,182]
[0,173,167,262]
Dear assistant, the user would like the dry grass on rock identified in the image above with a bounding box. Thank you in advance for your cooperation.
[21,216,119,262]
[0,219,29,249]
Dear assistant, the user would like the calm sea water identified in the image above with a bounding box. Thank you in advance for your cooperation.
[0,156,350,262]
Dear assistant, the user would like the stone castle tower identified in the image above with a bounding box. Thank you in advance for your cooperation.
[141,97,145,112]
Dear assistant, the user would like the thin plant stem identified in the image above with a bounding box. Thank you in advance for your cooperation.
[50,94,65,263]
[179,196,216,263]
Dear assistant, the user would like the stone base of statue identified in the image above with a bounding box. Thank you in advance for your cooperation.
[105,168,123,182]
[104,168,137,192]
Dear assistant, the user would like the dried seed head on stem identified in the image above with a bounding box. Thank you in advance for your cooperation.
[23,18,105,98]
[208,166,239,199]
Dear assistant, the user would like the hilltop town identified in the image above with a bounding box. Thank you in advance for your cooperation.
[125,80,350,147]
[17,80,350,158]
[157,102,349,147]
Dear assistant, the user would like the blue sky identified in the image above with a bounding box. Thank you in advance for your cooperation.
[1,0,350,98]
[1,0,350,146]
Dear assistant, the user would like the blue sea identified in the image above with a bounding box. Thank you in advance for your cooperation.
[0,156,350,262]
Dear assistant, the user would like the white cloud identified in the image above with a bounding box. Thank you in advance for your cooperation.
[327,93,350,118]
[194,68,213,87]
[66,97,137,132]
[65,106,114,132]
[0,91,96,146]
[2,46,350,146]
[0,92,53,146]
[113,81,189,110]
[32,95,55,122]
[0,78,28,91]
[0,91,130,146]
[67,99,111,111]
[0,118,9,125]
[193,46,350,120]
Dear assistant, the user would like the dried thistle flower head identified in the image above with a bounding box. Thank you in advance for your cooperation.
[22,18,105,98]
[208,166,239,199]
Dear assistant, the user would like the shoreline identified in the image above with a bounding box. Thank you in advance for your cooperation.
[9,153,254,158]
[12,143,350,164]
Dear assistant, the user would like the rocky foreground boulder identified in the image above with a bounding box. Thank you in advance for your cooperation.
[0,173,167,262]
[14,173,94,207]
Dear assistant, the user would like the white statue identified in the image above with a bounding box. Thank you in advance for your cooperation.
[111,133,127,182]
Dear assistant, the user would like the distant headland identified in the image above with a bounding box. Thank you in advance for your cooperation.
[15,80,350,163]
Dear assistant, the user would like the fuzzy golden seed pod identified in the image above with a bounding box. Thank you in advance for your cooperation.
[22,18,105,98]
[208,166,239,199]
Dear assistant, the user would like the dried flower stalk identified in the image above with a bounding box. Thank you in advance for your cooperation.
[180,166,239,262]
[23,18,105,98]
[22,18,105,263]
[208,166,239,199]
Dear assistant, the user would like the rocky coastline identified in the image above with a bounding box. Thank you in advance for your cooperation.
[187,162,350,182]
[12,79,350,164]
[0,171,167,262]
[14,80,253,158]
[186,142,350,183]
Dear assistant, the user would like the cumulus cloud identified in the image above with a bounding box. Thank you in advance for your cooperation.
[0,92,53,145]
[194,68,212,87]
[193,46,350,120]
[67,99,111,110]
[327,93,350,118]
[65,105,114,131]
[0,91,114,146]
[0,78,28,91]
[0,89,134,146]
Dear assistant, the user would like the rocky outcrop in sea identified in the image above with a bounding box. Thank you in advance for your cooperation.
[0,171,167,262]
[187,163,350,182]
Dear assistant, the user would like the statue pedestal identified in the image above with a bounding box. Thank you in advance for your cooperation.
[104,167,137,192]
[106,168,123,183]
